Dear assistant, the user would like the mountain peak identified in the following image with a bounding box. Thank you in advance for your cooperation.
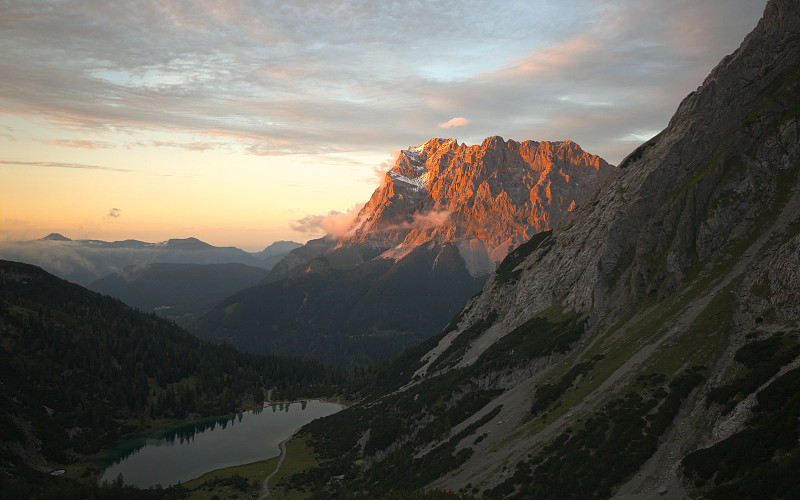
[414,137,458,151]
[480,135,505,149]
[162,237,213,250]
[255,240,303,260]
[342,136,613,270]
[41,233,71,241]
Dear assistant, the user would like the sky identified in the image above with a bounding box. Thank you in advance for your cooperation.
[0,0,766,251]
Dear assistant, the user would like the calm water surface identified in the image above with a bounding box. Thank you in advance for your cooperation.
[99,400,340,488]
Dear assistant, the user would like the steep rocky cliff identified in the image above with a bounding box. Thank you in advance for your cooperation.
[196,137,611,366]
[287,1,800,497]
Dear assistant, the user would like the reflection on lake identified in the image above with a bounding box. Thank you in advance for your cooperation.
[99,400,340,488]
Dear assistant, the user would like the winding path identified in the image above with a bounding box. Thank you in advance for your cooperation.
[258,438,289,499]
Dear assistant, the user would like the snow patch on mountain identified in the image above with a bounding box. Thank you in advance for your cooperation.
[387,170,428,190]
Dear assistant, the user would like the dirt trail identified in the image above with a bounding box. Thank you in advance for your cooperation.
[258,438,289,499]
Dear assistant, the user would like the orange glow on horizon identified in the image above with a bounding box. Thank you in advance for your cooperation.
[0,124,383,251]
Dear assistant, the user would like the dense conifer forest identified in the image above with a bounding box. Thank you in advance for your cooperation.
[0,260,346,497]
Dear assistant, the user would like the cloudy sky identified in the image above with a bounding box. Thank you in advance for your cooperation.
[0,0,765,250]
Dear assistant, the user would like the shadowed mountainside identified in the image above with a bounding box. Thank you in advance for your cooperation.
[282,2,800,498]
[88,262,270,328]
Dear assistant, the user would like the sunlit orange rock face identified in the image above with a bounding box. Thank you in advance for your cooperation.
[342,136,613,271]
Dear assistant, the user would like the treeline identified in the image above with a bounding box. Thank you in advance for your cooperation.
[0,467,190,500]
[0,260,345,468]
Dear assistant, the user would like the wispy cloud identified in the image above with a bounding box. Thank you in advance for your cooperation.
[1,125,17,141]
[46,138,112,149]
[0,0,765,163]
[0,160,131,172]
[439,117,470,129]
[147,139,230,152]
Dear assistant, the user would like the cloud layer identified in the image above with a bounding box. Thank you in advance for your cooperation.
[439,117,470,129]
[290,204,366,238]
[0,1,764,164]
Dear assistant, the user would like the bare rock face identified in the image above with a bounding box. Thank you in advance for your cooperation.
[341,136,612,274]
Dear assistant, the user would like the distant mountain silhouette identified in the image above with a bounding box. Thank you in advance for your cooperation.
[0,235,298,285]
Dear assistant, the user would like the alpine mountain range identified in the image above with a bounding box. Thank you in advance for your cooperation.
[1,0,798,498]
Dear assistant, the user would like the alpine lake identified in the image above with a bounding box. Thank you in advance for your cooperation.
[98,400,341,488]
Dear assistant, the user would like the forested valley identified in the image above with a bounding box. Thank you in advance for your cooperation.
[0,260,349,498]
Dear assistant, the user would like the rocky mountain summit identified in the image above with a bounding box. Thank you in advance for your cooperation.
[287,1,800,497]
[196,137,612,366]
[342,137,612,273]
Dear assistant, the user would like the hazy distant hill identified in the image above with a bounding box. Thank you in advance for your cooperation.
[0,235,298,285]
[264,235,338,282]
[283,2,800,497]
[197,137,613,366]
[253,240,303,269]
[88,262,270,327]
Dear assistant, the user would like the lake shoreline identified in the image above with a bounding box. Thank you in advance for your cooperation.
[180,397,353,495]
[98,399,342,489]
[182,433,321,500]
